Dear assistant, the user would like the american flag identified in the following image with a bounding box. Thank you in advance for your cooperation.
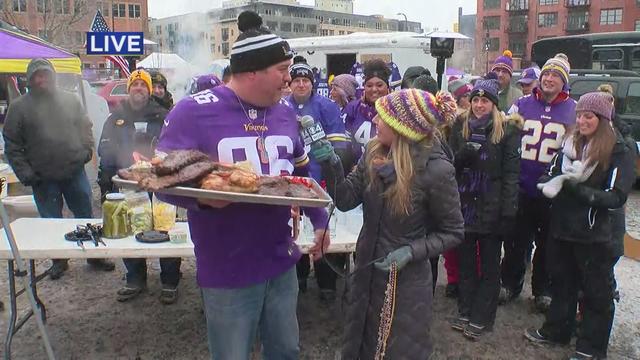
[89,10,131,77]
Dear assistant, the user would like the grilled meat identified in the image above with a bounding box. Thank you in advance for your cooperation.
[117,168,153,182]
[257,177,318,199]
[139,161,215,191]
[154,150,210,176]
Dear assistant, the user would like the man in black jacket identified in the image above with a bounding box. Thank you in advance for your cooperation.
[3,58,115,279]
[98,69,182,304]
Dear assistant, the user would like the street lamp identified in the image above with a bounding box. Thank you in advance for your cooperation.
[397,12,408,32]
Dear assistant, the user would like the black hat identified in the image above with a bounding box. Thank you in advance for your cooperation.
[289,56,314,84]
[363,59,391,87]
[149,70,168,90]
[230,11,293,74]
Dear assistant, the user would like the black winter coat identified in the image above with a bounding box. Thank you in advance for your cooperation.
[448,113,523,233]
[541,131,636,244]
[97,98,167,194]
[322,139,464,359]
[3,90,93,184]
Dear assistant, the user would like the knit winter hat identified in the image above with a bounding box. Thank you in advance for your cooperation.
[375,89,458,141]
[491,50,514,76]
[401,66,427,89]
[364,59,391,86]
[517,67,541,85]
[469,73,500,106]
[413,73,439,95]
[127,69,152,94]
[448,78,473,98]
[289,56,314,84]
[230,11,293,74]
[149,70,168,90]
[575,92,614,122]
[331,74,358,103]
[541,53,571,85]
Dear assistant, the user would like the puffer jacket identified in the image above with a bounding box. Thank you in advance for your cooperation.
[322,139,464,359]
[97,97,167,195]
[3,58,93,184]
[541,130,635,244]
[448,112,523,233]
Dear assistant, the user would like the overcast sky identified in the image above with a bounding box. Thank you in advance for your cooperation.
[148,0,477,32]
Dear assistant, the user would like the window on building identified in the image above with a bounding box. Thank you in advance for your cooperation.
[266,21,278,30]
[222,43,229,57]
[600,9,623,25]
[632,50,640,76]
[210,44,215,53]
[321,29,329,36]
[538,12,558,27]
[339,30,345,35]
[156,25,162,35]
[484,0,500,9]
[293,23,304,33]
[13,0,26,12]
[96,1,109,17]
[36,0,47,13]
[221,28,229,41]
[128,4,140,18]
[54,0,70,14]
[483,16,500,30]
[636,20,640,31]
[509,39,526,55]
[280,22,291,32]
[306,24,316,33]
[329,30,334,35]
[488,38,500,51]
[539,0,558,5]
[358,21,366,28]
[567,11,589,30]
[112,3,125,17]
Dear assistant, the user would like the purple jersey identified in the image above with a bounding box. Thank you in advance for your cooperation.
[509,89,576,198]
[156,86,327,289]
[343,98,377,160]
[285,93,348,182]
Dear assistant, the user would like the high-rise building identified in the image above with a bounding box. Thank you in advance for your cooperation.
[476,0,640,71]
[0,0,149,69]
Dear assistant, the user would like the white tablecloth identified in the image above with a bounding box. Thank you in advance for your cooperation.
[0,217,358,260]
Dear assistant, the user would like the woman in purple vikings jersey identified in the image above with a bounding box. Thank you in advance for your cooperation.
[448,76,522,340]
[525,92,635,360]
[343,59,391,162]
[310,89,463,359]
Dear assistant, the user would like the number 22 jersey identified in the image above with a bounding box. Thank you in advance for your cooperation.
[509,90,576,198]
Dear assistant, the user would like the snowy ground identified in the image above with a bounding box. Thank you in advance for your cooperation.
[0,181,638,359]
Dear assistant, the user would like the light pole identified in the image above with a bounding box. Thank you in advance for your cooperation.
[397,12,408,32]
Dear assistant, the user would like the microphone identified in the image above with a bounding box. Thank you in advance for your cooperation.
[299,115,326,146]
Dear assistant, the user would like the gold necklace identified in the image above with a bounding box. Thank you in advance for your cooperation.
[374,261,398,360]
[235,93,269,165]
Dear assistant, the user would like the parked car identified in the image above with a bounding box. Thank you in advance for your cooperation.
[91,80,127,112]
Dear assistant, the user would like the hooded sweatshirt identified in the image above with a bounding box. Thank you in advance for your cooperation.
[3,58,94,184]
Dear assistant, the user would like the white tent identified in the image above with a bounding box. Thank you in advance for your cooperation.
[137,52,193,71]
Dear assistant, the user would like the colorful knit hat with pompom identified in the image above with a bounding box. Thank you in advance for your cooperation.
[375,89,458,141]
[491,50,514,76]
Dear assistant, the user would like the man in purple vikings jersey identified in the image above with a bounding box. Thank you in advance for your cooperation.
[286,56,350,302]
[187,74,223,95]
[501,54,576,312]
[344,59,391,161]
[155,11,329,359]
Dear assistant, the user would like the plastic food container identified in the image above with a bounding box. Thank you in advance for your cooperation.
[103,193,131,238]
[168,228,187,244]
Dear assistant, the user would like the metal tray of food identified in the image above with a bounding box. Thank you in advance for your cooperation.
[112,176,333,208]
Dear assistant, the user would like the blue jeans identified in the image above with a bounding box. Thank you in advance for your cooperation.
[201,267,299,360]
[32,169,93,219]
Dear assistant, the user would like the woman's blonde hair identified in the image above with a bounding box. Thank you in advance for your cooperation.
[461,106,506,144]
[366,132,433,216]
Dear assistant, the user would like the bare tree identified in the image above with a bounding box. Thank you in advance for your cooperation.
[1,0,89,45]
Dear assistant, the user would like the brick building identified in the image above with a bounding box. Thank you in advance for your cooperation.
[0,0,149,69]
[476,0,640,72]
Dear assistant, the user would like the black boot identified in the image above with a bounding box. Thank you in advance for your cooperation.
[48,259,69,280]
